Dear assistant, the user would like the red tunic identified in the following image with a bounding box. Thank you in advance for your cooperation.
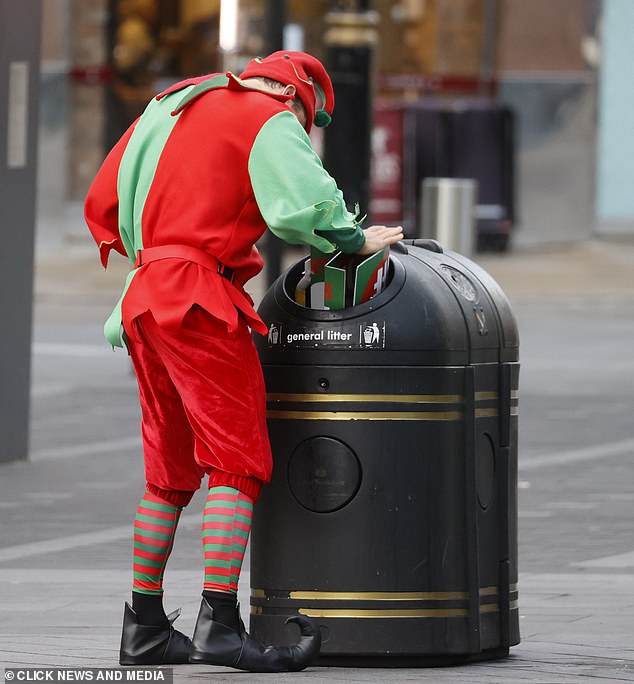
[84,77,298,339]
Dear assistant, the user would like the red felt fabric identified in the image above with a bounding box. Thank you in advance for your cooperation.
[84,83,291,337]
[84,119,137,268]
[126,307,271,504]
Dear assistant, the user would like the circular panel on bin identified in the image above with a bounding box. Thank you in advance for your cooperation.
[288,437,361,513]
[476,433,496,510]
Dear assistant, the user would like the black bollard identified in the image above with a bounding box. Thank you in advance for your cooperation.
[0,1,42,463]
[323,2,379,217]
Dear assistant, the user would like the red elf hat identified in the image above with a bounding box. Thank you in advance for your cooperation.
[239,51,335,132]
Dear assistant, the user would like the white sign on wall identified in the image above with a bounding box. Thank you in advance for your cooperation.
[7,61,29,169]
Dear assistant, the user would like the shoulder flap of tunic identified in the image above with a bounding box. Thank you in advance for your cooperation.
[169,72,293,116]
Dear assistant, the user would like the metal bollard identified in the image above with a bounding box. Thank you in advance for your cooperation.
[420,178,477,256]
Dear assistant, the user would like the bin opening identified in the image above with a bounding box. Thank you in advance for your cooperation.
[284,248,395,311]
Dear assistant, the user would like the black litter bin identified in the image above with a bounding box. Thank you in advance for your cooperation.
[250,240,520,665]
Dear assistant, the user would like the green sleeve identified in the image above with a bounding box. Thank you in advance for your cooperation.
[248,111,366,254]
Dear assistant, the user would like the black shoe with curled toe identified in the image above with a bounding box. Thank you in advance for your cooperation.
[119,602,191,665]
[189,597,321,672]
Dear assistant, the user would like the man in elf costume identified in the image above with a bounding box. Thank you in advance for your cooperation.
[85,50,402,672]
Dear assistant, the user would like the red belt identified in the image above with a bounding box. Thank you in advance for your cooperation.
[134,244,235,283]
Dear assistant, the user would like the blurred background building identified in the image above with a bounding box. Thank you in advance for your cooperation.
[36,0,633,253]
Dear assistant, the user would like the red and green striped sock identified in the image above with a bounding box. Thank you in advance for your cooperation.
[202,485,254,593]
[132,490,182,596]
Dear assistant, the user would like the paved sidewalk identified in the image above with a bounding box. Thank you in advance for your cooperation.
[1,236,634,681]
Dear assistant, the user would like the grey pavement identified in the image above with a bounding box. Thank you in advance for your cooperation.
[1,234,634,681]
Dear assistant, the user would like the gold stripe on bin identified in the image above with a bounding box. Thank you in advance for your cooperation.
[478,586,499,615]
[266,392,514,421]
[251,606,503,618]
[266,391,517,404]
[296,607,469,619]
[288,590,469,601]
[511,389,520,416]
[478,586,498,597]
[266,410,464,421]
[479,603,500,614]
[475,408,499,418]
[252,587,517,600]
[266,393,463,404]
[250,587,513,618]
[474,391,497,419]
[266,392,465,421]
[474,391,498,401]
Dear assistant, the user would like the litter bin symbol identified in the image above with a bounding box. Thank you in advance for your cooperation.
[363,323,379,345]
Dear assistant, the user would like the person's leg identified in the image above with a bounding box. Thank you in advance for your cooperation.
[127,313,202,617]
[200,485,254,631]
[119,312,202,665]
[130,490,183,626]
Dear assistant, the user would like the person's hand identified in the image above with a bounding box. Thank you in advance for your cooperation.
[357,225,404,255]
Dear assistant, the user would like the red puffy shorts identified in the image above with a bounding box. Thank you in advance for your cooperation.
[126,306,272,507]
